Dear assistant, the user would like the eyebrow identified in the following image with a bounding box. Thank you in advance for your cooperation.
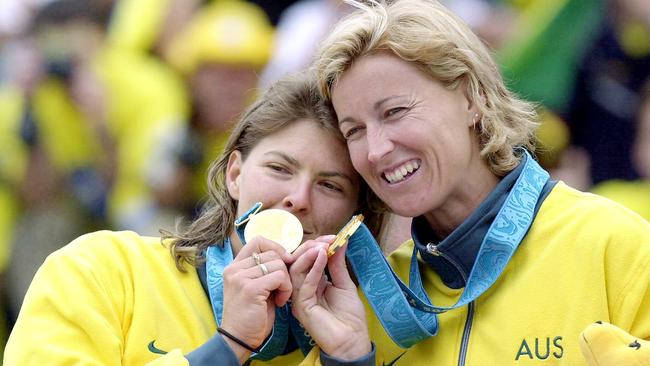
[265,151,356,185]
[338,95,405,125]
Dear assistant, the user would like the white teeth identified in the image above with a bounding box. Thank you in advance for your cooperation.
[384,160,420,184]
[406,162,415,173]
[395,170,405,181]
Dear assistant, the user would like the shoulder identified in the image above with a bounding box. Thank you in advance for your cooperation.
[540,181,650,236]
[60,229,164,251]
[50,230,174,271]
[32,231,185,300]
[532,182,650,277]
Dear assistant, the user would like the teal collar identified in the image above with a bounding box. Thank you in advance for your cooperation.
[345,150,551,348]
[411,154,556,288]
[203,202,310,361]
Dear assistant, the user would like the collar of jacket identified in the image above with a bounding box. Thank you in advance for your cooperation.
[411,156,556,289]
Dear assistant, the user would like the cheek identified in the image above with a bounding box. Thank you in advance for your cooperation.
[239,176,284,203]
[348,144,370,173]
[316,198,359,233]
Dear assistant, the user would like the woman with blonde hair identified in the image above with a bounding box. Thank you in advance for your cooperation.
[288,1,650,365]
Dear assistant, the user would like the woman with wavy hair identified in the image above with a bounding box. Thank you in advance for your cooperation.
[288,1,650,365]
[5,73,384,366]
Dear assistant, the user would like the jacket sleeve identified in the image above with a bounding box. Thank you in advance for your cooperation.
[609,248,650,340]
[4,246,130,365]
[144,335,241,366]
[144,350,189,366]
[143,334,241,366]
[184,334,240,366]
[605,214,650,341]
[4,239,247,366]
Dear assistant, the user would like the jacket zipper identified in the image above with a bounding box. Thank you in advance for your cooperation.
[426,243,474,366]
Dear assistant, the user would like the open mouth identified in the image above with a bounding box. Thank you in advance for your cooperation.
[383,160,421,184]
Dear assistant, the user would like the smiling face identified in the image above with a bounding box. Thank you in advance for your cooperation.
[331,51,497,220]
[226,118,360,241]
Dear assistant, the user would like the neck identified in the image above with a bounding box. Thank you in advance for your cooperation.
[423,161,499,239]
[229,232,244,256]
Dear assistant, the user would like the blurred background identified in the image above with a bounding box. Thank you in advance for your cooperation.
[0,0,648,357]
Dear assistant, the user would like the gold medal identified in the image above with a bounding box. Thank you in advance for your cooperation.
[328,214,364,257]
[244,209,303,253]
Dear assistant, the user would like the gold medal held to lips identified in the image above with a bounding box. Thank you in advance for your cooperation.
[328,214,364,257]
[244,209,304,253]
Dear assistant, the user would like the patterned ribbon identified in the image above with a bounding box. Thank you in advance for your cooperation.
[206,203,312,361]
[207,151,549,356]
[345,151,549,347]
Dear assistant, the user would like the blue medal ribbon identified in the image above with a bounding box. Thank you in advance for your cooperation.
[207,152,549,356]
[206,202,313,361]
[346,151,549,347]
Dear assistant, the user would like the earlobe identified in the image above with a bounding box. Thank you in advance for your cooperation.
[469,112,481,127]
[460,80,484,127]
[467,95,485,127]
[226,151,242,199]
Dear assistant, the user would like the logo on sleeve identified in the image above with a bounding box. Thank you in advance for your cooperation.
[148,340,168,355]
[384,351,407,366]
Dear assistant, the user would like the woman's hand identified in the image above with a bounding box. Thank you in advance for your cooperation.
[220,236,293,361]
[289,238,372,360]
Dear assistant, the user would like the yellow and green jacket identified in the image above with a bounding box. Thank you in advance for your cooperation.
[3,231,304,365]
[317,180,650,366]
[7,177,649,365]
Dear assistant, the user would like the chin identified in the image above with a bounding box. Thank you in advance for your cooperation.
[387,204,429,218]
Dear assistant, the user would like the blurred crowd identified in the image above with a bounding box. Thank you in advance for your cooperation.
[0,0,648,357]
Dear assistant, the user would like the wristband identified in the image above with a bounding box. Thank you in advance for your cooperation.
[217,327,260,353]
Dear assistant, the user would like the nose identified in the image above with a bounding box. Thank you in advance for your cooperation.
[281,178,312,214]
[366,125,394,163]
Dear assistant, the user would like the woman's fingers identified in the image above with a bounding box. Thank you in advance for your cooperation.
[230,249,295,307]
[223,234,349,311]
[252,265,293,307]
[289,239,328,280]
[289,235,334,263]
[240,257,286,278]
[327,241,355,290]
[289,245,319,285]
[306,248,328,293]
[290,246,328,303]
[235,236,291,263]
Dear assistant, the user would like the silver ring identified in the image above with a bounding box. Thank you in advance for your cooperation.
[252,252,261,265]
[259,263,269,276]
